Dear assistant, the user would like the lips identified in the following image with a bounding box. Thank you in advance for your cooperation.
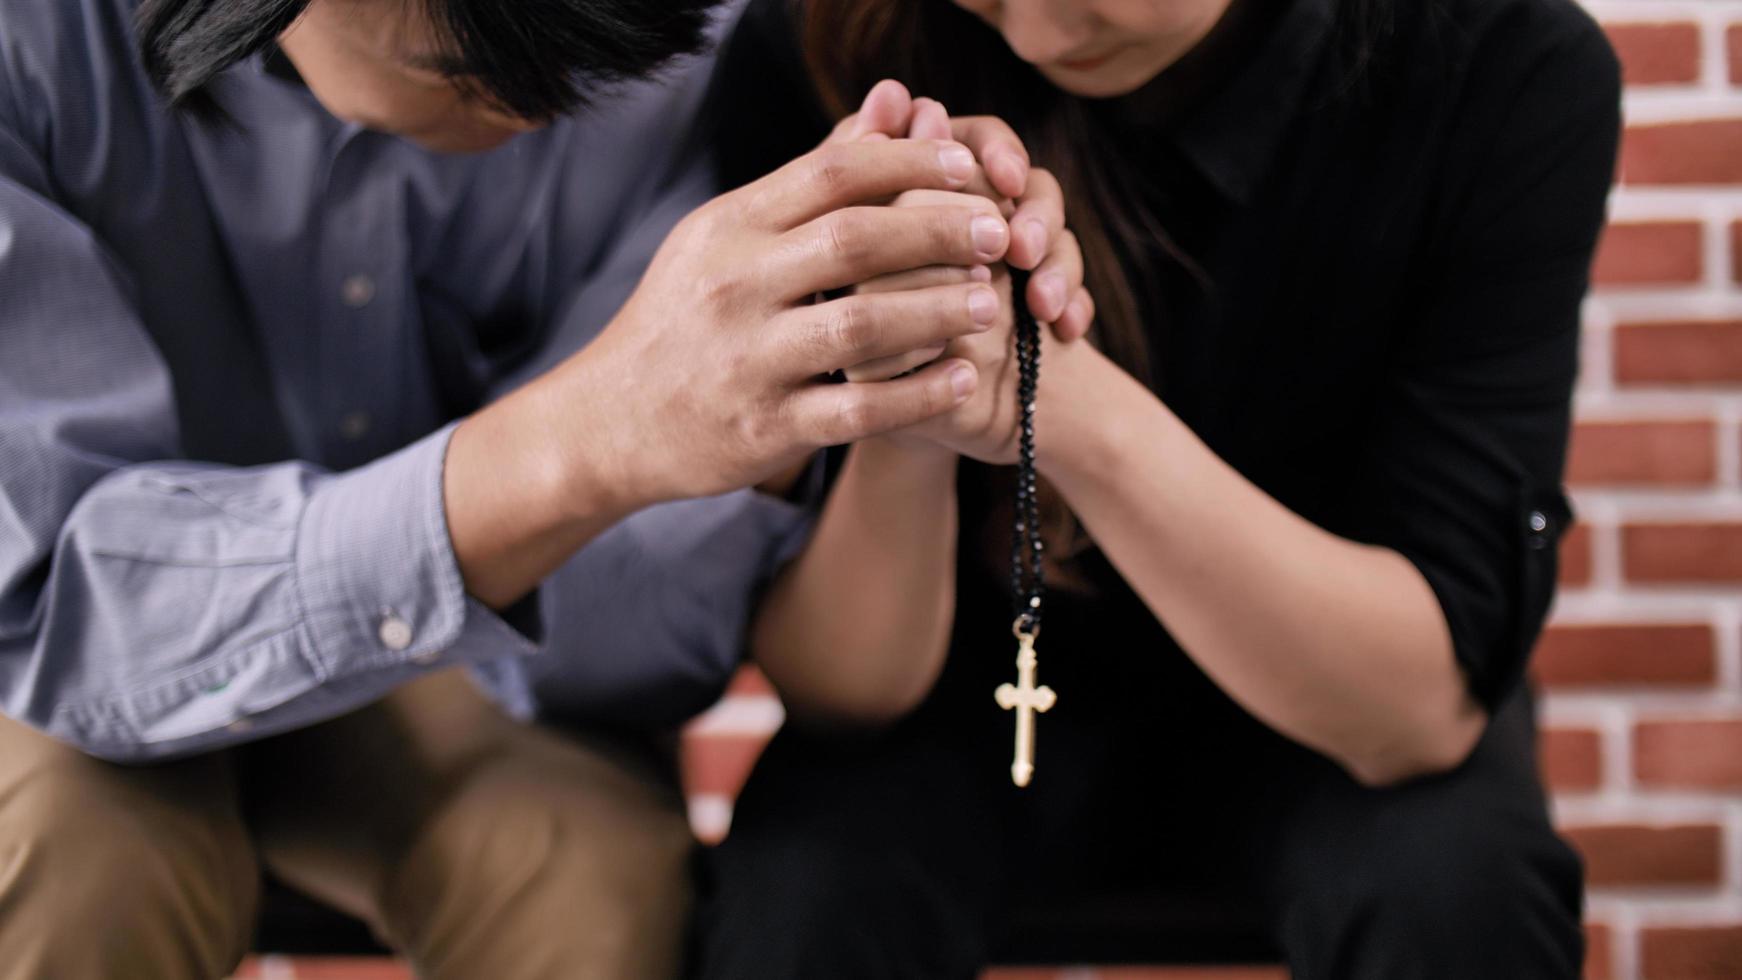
[1055,46,1123,71]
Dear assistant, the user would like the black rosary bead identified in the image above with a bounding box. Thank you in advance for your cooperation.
[1008,270,1045,633]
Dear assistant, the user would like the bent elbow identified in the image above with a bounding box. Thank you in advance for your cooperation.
[1345,710,1488,789]
[779,682,929,732]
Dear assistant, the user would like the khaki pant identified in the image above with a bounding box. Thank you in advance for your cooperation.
[0,670,695,980]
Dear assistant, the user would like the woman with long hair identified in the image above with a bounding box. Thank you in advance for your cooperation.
[696,0,1619,976]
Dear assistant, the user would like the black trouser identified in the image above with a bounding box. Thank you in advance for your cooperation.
[691,628,1584,980]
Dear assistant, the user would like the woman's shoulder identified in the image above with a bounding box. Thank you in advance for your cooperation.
[1395,0,1619,95]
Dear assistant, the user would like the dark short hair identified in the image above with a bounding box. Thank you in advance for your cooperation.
[136,0,724,119]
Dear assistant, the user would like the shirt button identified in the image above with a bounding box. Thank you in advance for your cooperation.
[341,274,376,307]
[1527,510,1551,550]
[338,411,372,441]
[378,614,414,652]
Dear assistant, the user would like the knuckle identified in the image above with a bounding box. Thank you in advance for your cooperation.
[750,393,797,452]
[805,146,854,198]
[834,394,874,439]
[935,209,972,255]
[696,270,742,311]
[679,200,727,242]
[820,211,869,265]
[828,296,876,352]
[914,378,945,420]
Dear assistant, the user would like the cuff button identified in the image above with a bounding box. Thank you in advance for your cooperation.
[1527,510,1550,550]
[378,613,414,652]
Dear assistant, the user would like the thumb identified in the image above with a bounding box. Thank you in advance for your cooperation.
[846,79,914,142]
[907,97,953,141]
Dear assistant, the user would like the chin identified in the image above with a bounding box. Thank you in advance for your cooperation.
[1037,62,1163,99]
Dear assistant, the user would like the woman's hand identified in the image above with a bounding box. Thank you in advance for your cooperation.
[842,203,1105,465]
[833,81,1095,340]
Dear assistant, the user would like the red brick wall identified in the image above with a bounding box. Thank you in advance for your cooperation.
[682,5,1742,978]
[1545,4,1742,978]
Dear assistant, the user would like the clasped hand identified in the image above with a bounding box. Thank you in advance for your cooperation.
[835,84,1094,465]
[574,80,1093,508]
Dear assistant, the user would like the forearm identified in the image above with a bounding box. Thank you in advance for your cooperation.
[752,437,959,724]
[1040,353,1485,785]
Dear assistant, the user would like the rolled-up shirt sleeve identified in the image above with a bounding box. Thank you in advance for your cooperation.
[1346,20,1620,710]
[0,138,537,762]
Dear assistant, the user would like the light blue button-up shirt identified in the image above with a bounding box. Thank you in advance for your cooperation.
[0,0,811,761]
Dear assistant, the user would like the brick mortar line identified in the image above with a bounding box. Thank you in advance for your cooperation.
[1716,407,1742,490]
[1620,95,1742,124]
[1556,592,1742,617]
[1608,191,1742,218]
[1581,296,1617,397]
[685,694,784,734]
[1545,598,1727,624]
[1567,490,1742,515]
[1628,899,1742,924]
[686,793,733,841]
[1718,602,1742,692]
[1571,392,1742,416]
[1590,295,1742,323]
[1705,202,1737,291]
[1544,690,1742,713]
[1584,0,1742,21]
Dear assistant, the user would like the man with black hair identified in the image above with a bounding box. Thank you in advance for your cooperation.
[0,0,1073,975]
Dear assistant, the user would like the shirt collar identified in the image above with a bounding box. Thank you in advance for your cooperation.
[1105,0,1338,206]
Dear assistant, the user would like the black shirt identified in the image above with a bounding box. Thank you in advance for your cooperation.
[713,0,1620,735]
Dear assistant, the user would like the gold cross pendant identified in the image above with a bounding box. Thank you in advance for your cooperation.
[994,624,1055,787]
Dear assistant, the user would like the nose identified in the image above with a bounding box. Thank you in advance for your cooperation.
[995,0,1094,66]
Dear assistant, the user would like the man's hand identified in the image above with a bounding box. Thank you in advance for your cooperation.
[566,137,1014,506]
[833,81,1095,341]
[445,136,1016,607]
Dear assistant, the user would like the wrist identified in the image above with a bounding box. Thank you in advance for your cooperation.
[500,356,645,529]
[1035,345,1152,487]
[858,431,960,477]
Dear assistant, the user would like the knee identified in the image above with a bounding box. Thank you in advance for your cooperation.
[1279,799,1583,974]
[383,753,696,976]
[0,760,257,974]
[1350,814,1579,932]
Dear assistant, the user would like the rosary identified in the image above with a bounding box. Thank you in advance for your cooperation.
[994,269,1055,788]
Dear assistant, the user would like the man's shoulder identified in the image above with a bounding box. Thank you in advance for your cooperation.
[0,0,158,147]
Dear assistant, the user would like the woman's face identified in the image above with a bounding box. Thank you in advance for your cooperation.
[951,0,1236,97]
[278,0,543,154]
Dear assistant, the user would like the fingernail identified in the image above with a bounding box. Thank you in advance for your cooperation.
[950,364,976,400]
[971,215,1008,259]
[970,264,993,282]
[967,285,998,324]
[940,145,975,183]
[1039,273,1067,318]
[1022,219,1047,262]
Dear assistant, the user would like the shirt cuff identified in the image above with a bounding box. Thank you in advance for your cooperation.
[758,450,828,568]
[294,421,542,680]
